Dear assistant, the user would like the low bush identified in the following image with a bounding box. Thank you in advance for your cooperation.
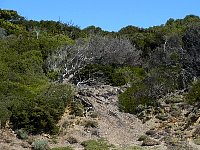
[81,139,114,150]
[32,139,49,150]
[15,128,28,139]
[51,147,74,150]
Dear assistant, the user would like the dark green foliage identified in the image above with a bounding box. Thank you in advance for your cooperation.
[0,27,7,38]
[10,84,73,134]
[119,82,155,114]
[2,9,200,136]
[186,80,200,103]
[147,66,184,94]
[47,70,59,81]
[0,9,24,21]
[0,10,75,134]
[74,64,121,85]
[75,64,145,86]
[0,104,11,128]
[70,101,84,117]
[82,25,109,36]
[119,66,185,114]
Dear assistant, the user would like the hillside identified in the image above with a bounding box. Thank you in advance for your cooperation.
[1,9,200,150]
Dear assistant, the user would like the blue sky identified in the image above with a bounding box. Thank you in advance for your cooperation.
[1,0,200,31]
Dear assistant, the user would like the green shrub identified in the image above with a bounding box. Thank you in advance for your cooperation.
[70,101,84,117]
[47,70,59,81]
[15,128,28,139]
[186,80,200,103]
[32,139,49,150]
[114,67,146,84]
[51,147,73,150]
[75,64,145,86]
[10,83,74,134]
[0,105,11,128]
[147,66,183,93]
[118,146,145,150]
[81,139,114,150]
[119,82,155,114]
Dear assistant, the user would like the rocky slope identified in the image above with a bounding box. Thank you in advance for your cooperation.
[1,84,200,150]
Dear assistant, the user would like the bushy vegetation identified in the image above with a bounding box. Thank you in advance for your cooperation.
[1,8,200,134]
[51,147,74,150]
[32,139,49,150]
[10,83,74,134]
[119,82,155,114]
[15,128,28,139]
[186,80,200,103]
[0,9,75,134]
[81,139,114,150]
[74,64,145,86]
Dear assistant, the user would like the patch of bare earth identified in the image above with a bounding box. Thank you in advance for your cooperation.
[0,128,30,150]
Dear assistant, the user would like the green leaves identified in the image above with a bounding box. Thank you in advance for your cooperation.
[186,80,200,103]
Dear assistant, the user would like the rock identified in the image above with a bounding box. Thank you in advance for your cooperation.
[192,126,200,137]
[67,136,78,144]
[170,110,181,117]
[90,129,99,137]
[142,138,160,146]
[5,139,12,143]
[163,136,179,146]
[135,104,145,112]
[193,137,200,145]
[167,141,194,150]
[146,130,157,136]
[21,142,30,148]
[156,114,169,121]
[138,135,148,141]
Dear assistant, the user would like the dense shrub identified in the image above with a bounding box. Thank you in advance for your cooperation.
[70,101,84,117]
[73,64,145,86]
[0,18,75,135]
[119,66,185,114]
[47,70,59,81]
[186,80,200,103]
[10,83,74,134]
[119,82,155,114]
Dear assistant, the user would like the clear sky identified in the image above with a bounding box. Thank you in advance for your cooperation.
[1,0,200,31]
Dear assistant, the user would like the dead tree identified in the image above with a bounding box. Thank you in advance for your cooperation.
[46,35,142,85]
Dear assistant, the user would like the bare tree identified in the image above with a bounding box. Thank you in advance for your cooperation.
[33,27,40,39]
[46,35,142,84]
